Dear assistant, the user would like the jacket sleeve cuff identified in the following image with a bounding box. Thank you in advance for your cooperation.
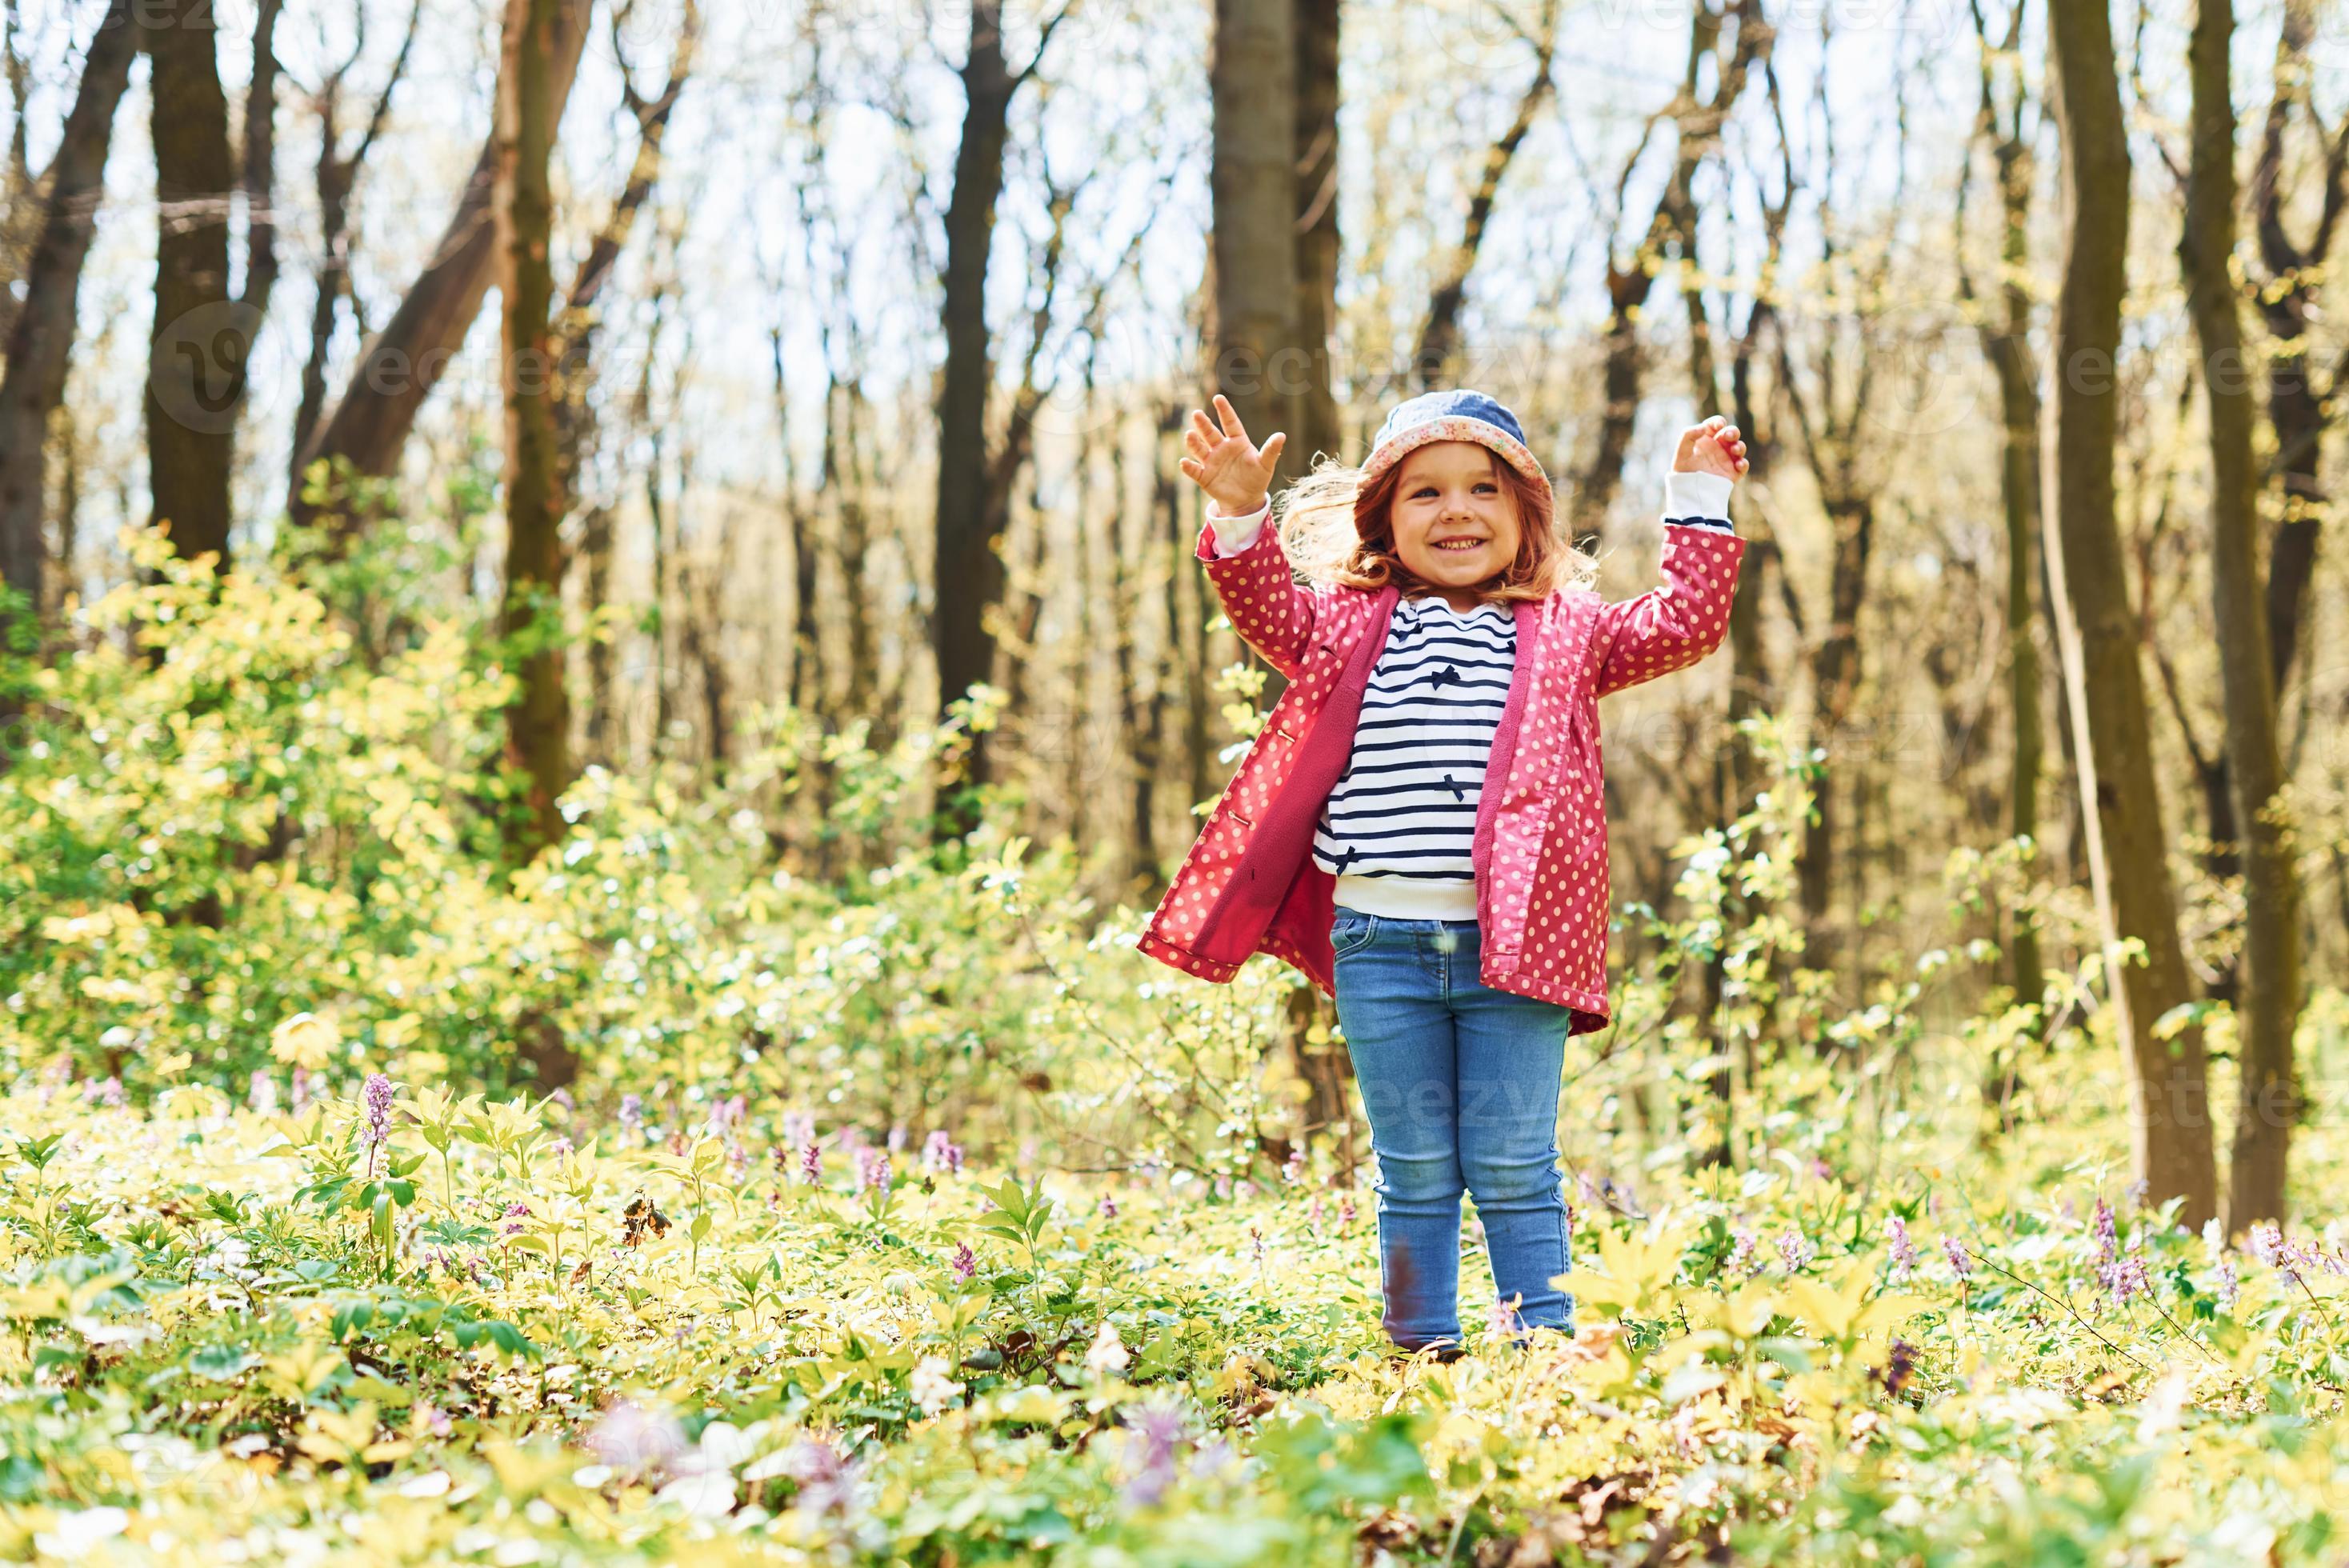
[1662,469,1735,530]
[1203,498,1272,558]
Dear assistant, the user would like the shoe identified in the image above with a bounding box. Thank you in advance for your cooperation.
[1389,1338,1467,1365]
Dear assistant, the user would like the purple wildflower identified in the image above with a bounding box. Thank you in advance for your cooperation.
[1488,1294,1523,1338]
[618,1094,643,1146]
[359,1073,395,1175]
[247,1071,278,1115]
[781,1110,815,1146]
[549,1134,574,1158]
[1100,1192,1118,1219]
[415,1400,453,1438]
[1944,1238,1973,1279]
[2091,1198,2118,1266]
[361,1073,394,1139]
[1339,1194,1356,1226]
[1874,1338,1917,1398]
[2249,1222,2283,1269]
[502,1200,531,1237]
[83,1076,125,1108]
[950,1242,978,1283]
[783,1439,857,1520]
[798,1142,822,1186]
[2215,1256,2241,1309]
[1283,1146,1305,1186]
[887,1124,907,1153]
[2103,1254,2151,1305]
[1728,1226,1759,1278]
[856,1147,891,1194]
[1122,1402,1187,1510]
[1886,1216,1918,1283]
[2249,1222,2315,1288]
[1779,1230,1815,1276]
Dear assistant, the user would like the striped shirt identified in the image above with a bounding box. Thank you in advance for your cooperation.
[1312,595,1515,918]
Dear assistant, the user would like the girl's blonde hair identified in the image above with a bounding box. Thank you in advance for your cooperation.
[1272,446,1598,603]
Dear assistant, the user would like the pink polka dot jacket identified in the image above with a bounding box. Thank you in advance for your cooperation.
[1137,512,1747,1035]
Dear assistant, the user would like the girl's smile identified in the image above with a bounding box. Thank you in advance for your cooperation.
[1387,441,1522,610]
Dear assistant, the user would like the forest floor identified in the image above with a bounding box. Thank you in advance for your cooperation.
[5,1078,2348,1566]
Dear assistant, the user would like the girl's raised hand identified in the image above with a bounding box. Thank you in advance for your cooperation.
[1673,414,1750,483]
[1179,394,1288,517]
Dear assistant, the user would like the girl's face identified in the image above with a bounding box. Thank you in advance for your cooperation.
[1387,441,1523,598]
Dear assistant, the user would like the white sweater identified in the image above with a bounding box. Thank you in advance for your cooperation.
[1207,466,1735,921]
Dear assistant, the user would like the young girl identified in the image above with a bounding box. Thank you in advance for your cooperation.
[1138,387,1748,1357]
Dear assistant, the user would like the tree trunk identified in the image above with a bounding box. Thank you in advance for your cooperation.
[836,382,878,728]
[931,2,1022,834]
[1794,495,1873,948]
[143,0,239,569]
[2183,0,2303,1230]
[291,0,590,527]
[496,0,570,859]
[1291,0,1341,470]
[2043,0,2218,1228]
[2248,0,2343,698]
[787,348,824,719]
[581,502,615,766]
[292,145,353,472]
[0,0,34,327]
[1160,398,1214,819]
[1117,414,1166,892]
[1962,0,2047,1019]
[240,0,283,329]
[0,0,134,713]
[1210,0,1303,480]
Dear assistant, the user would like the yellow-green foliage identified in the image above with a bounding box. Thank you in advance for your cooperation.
[0,530,1300,1172]
[6,1082,2349,1565]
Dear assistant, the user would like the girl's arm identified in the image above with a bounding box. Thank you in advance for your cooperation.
[1592,423,1750,698]
[1180,396,1322,680]
[1196,497,1325,681]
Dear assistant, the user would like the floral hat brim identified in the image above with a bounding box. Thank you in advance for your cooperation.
[1359,390,1555,503]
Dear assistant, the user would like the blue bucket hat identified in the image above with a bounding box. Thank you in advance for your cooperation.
[1360,389,1554,502]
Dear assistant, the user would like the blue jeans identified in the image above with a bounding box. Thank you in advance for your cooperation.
[1331,906,1575,1350]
